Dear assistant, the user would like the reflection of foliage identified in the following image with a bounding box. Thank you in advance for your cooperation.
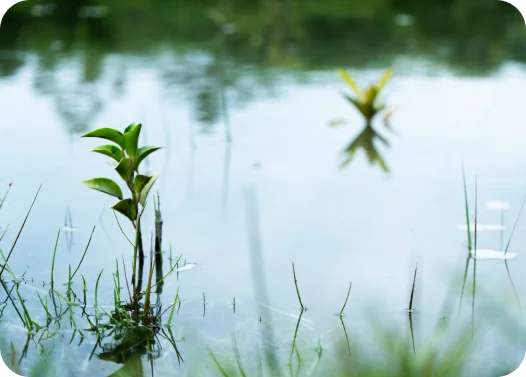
[0,55,25,78]
[31,70,104,135]
[99,326,154,365]
[341,125,391,173]
[55,87,103,135]
[337,69,393,172]
[1,0,526,136]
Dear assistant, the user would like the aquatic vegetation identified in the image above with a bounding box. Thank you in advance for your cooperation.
[81,123,161,295]
[338,68,393,124]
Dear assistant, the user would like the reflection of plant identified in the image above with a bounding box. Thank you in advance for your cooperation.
[338,69,392,123]
[81,123,161,293]
[341,125,390,172]
[334,69,394,172]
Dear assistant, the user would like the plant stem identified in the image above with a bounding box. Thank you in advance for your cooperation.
[408,263,418,311]
[340,282,352,316]
[292,263,306,311]
[132,206,146,297]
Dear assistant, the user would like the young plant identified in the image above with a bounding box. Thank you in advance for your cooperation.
[81,123,161,292]
[338,68,393,124]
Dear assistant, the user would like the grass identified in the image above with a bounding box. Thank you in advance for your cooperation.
[339,282,352,316]
[0,176,525,377]
[292,262,306,311]
[408,263,418,312]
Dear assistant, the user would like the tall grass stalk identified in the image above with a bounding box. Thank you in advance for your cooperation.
[50,229,61,286]
[504,189,526,254]
[94,270,104,321]
[462,165,472,252]
[0,279,25,327]
[232,335,248,377]
[81,274,87,308]
[208,347,229,377]
[292,263,306,311]
[0,182,12,212]
[0,226,8,243]
[70,226,95,281]
[340,282,352,316]
[408,264,418,311]
[166,286,180,327]
[0,185,41,278]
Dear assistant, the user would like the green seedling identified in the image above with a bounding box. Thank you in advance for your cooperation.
[338,68,393,124]
[81,123,161,292]
[81,123,160,227]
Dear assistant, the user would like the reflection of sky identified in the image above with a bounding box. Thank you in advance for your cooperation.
[1,58,526,372]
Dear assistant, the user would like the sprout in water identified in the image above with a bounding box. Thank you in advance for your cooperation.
[81,123,162,293]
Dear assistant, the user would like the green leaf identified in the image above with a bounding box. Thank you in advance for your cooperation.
[82,128,125,149]
[136,146,162,169]
[81,178,123,199]
[343,94,367,118]
[124,123,142,159]
[338,69,362,98]
[364,87,379,106]
[377,68,393,92]
[115,158,134,181]
[112,199,137,222]
[134,174,153,197]
[124,123,139,134]
[91,145,123,163]
[139,173,158,206]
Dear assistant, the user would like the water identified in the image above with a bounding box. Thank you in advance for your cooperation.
[1,1,526,375]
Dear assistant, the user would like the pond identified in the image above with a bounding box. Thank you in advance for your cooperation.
[1,1,526,376]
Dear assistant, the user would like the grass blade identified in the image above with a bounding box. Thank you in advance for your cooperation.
[292,262,306,311]
[408,263,418,311]
[70,226,95,280]
[50,229,61,286]
[339,282,352,316]
[462,165,472,252]
[504,189,526,254]
[0,184,41,278]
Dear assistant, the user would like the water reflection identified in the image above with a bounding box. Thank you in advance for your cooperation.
[244,187,281,375]
[32,58,105,136]
[341,123,392,172]
[1,0,526,137]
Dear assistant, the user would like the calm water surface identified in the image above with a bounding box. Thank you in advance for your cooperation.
[1,1,526,375]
